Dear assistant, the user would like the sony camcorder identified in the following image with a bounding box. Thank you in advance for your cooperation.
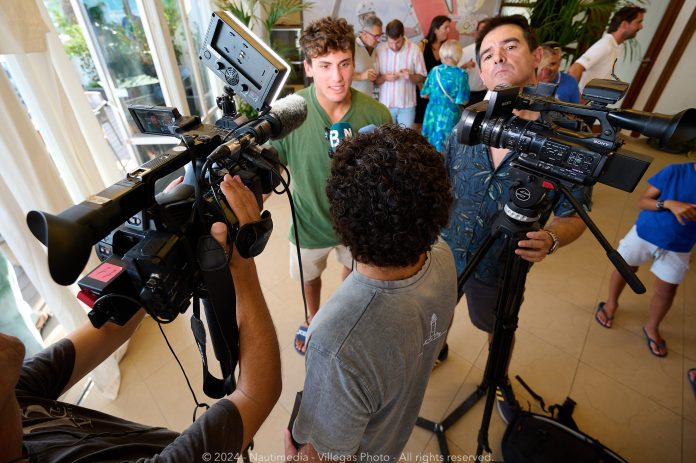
[456,79,695,192]
[26,11,306,328]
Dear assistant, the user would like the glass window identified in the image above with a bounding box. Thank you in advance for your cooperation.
[80,0,165,135]
[179,0,217,117]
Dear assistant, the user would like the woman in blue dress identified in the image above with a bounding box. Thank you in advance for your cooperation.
[420,39,469,152]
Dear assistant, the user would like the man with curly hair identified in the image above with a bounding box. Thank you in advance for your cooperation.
[283,124,457,461]
[269,17,392,354]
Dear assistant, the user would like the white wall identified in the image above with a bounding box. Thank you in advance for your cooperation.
[613,0,669,88]
[633,0,696,114]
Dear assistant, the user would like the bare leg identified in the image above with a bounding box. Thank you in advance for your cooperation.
[295,277,322,354]
[599,266,639,327]
[643,277,678,356]
[304,277,322,321]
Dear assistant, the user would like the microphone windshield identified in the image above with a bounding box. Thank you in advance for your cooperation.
[267,94,308,139]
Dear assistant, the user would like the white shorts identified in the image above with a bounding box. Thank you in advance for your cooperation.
[617,225,692,284]
[288,243,353,281]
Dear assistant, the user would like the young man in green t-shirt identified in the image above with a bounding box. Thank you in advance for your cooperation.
[270,17,391,354]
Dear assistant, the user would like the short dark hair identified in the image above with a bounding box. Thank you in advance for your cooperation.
[386,19,404,39]
[607,5,646,33]
[425,15,451,45]
[326,125,452,267]
[475,15,537,67]
[300,16,355,64]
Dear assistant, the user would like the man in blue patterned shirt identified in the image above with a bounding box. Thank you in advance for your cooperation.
[440,15,591,424]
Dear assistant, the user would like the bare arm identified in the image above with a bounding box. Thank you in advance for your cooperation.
[567,62,585,82]
[516,215,587,262]
[65,309,145,395]
[409,72,426,85]
[217,175,282,449]
[638,185,696,225]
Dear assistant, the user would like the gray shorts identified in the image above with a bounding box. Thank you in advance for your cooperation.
[462,277,500,333]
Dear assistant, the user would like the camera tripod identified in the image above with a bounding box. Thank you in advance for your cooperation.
[415,164,645,460]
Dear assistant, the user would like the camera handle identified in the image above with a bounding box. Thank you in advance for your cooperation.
[415,164,645,460]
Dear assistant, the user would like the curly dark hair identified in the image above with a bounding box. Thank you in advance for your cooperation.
[326,124,452,268]
[300,16,355,64]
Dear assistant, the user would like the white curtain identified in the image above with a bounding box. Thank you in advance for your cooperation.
[0,0,125,398]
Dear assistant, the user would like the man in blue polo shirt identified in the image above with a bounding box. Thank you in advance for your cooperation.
[537,42,580,104]
[595,162,696,357]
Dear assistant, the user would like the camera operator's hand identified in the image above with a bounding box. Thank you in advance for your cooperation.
[219,174,261,227]
[516,230,553,262]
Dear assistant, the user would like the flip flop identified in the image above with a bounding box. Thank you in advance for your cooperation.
[294,324,308,356]
[688,368,696,400]
[641,326,667,357]
[594,302,614,329]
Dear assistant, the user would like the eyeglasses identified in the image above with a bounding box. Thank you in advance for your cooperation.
[362,30,385,41]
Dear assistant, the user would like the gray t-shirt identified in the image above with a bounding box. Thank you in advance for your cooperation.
[17,338,243,462]
[293,239,457,460]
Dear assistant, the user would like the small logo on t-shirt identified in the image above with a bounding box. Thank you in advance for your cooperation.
[423,314,447,347]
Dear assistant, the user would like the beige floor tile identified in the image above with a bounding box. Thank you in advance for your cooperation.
[119,313,198,382]
[143,341,225,432]
[442,366,506,461]
[684,418,696,462]
[446,305,488,365]
[582,320,684,414]
[418,351,474,423]
[516,287,592,358]
[570,362,682,463]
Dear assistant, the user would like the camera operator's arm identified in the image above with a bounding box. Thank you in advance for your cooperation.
[215,174,282,448]
[63,309,146,395]
[516,216,586,263]
[638,185,696,225]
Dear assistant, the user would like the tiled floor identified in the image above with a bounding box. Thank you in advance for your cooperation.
[75,138,695,462]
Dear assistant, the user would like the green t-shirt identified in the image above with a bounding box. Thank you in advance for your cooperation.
[270,85,392,248]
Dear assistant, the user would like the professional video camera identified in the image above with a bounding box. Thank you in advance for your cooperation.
[25,12,306,399]
[416,80,695,459]
[457,79,695,192]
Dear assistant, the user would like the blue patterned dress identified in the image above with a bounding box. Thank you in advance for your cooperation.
[420,64,469,151]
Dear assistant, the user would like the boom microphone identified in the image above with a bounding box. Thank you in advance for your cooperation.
[209,94,308,161]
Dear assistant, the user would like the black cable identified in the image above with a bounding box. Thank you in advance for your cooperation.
[271,168,309,326]
[156,322,210,422]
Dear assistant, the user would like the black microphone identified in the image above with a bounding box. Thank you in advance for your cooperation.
[209,94,308,161]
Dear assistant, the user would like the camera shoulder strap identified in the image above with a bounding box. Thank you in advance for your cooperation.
[190,234,240,399]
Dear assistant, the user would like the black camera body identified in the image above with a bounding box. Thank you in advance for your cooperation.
[27,10,300,329]
[76,113,280,327]
[457,80,695,192]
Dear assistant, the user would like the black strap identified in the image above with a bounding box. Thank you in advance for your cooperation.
[190,234,239,399]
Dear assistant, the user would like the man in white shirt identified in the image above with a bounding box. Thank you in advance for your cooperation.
[352,15,382,98]
[568,5,645,93]
[374,19,426,129]
[459,18,490,105]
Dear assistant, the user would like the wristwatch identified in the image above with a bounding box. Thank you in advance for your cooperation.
[656,199,666,210]
[544,229,560,255]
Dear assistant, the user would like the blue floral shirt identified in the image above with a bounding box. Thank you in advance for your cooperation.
[440,130,592,285]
